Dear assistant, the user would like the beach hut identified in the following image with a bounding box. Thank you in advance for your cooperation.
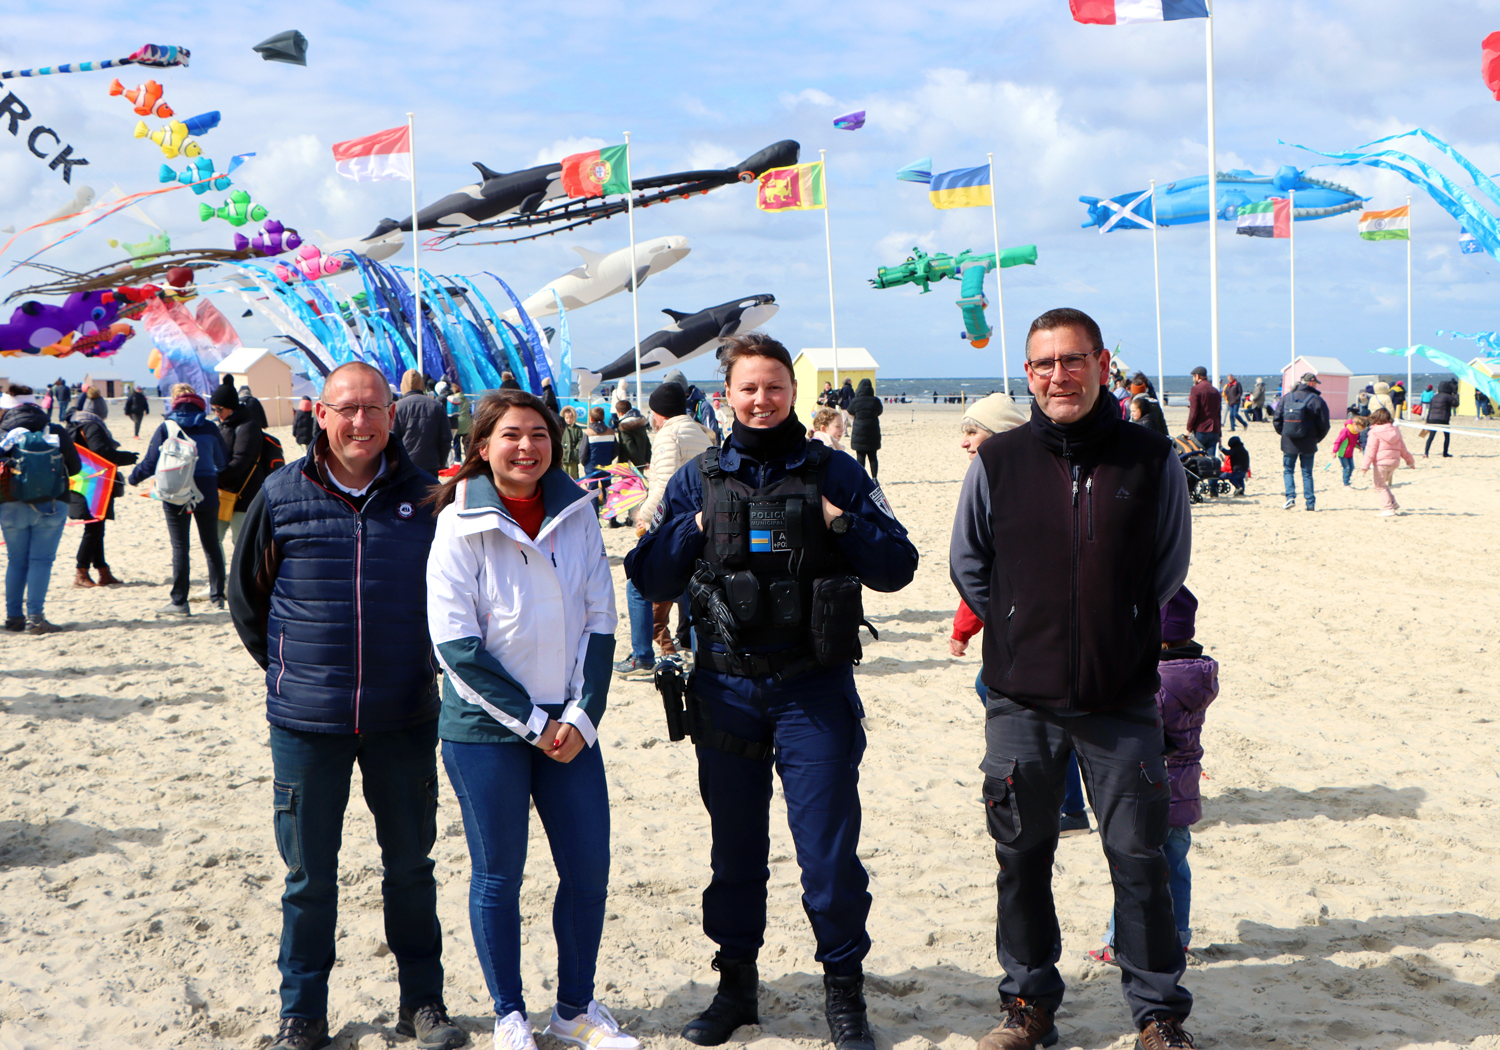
[793,347,878,424]
[213,347,297,426]
[1281,355,1351,416]
[1457,357,1499,418]
[81,370,130,399]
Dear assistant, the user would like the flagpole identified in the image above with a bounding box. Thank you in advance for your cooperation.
[624,131,642,407]
[1406,194,1413,402]
[1205,1,1220,387]
[821,148,839,389]
[1289,189,1296,367]
[407,112,422,378]
[1151,179,1164,399]
[987,152,1008,393]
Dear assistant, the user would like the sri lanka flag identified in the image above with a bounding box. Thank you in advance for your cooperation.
[757,162,825,212]
[929,166,992,209]
[1070,0,1209,24]
[1236,198,1291,238]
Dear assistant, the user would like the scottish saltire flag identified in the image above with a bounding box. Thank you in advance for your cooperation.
[1236,198,1290,238]
[1070,0,1209,24]
[1358,206,1409,241]
[929,166,992,209]
[1459,230,1484,254]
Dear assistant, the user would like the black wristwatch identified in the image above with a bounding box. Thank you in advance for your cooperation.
[829,514,850,535]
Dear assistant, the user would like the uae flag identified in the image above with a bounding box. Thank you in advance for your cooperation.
[331,126,411,182]
[1236,198,1291,238]
[1358,205,1410,241]
[560,144,630,198]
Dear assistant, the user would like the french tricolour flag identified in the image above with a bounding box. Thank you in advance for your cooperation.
[331,125,412,182]
[1070,0,1209,24]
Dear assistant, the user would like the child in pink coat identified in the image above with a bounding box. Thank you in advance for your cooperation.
[1360,408,1415,515]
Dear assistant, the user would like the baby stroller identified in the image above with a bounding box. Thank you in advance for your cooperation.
[1173,434,1231,503]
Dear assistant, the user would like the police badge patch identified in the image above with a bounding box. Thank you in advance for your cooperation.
[649,501,666,532]
[869,484,895,518]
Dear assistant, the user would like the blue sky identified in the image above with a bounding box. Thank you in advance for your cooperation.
[4,0,1500,388]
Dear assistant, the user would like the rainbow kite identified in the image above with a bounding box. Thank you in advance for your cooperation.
[70,446,117,522]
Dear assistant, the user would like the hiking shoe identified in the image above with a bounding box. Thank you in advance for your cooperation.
[158,602,192,616]
[269,1016,331,1050]
[3,616,24,632]
[1283,499,1295,510]
[682,955,759,1046]
[613,657,654,680]
[24,615,60,636]
[545,1000,639,1050]
[1137,1013,1195,1050]
[1058,810,1092,837]
[493,1010,538,1050]
[824,973,876,1050]
[976,999,1058,1050]
[397,1001,468,1049]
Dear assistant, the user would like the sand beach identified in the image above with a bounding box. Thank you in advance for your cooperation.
[2,404,1498,1050]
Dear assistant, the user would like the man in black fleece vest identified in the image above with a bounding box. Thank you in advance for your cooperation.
[950,308,1194,1050]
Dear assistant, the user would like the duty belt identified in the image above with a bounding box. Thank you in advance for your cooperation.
[696,642,820,683]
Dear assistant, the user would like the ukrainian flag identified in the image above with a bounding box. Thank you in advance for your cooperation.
[929,165,992,209]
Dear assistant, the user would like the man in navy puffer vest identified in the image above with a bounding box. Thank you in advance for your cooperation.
[229,362,467,1050]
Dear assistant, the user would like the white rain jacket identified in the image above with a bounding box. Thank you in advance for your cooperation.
[426,468,618,746]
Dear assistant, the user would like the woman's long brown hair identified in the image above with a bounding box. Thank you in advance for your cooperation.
[425,390,564,512]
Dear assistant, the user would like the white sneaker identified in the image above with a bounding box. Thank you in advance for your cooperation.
[544,1000,640,1050]
[1284,499,1296,510]
[1380,509,1397,517]
[494,1010,538,1050]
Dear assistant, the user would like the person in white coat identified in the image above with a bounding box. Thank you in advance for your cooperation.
[424,389,638,1050]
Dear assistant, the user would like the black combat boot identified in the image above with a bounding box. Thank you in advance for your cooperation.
[824,972,876,1050]
[681,954,759,1046]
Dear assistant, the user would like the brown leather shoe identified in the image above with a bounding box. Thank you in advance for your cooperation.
[95,565,123,586]
[976,999,1058,1050]
[74,568,96,588]
[1137,1014,1195,1050]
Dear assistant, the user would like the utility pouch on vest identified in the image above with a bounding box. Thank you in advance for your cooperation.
[768,580,801,627]
[690,568,743,651]
[724,570,761,623]
[810,575,877,666]
[712,493,749,567]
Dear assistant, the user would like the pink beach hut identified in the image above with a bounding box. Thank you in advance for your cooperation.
[1281,355,1351,416]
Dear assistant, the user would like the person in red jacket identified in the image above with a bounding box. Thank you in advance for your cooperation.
[1184,366,1222,459]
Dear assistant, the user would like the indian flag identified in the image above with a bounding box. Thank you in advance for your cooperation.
[1359,205,1410,241]
[1235,198,1290,238]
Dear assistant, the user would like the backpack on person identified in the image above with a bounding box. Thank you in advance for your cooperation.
[152,420,202,508]
[1281,391,1312,440]
[1,430,71,504]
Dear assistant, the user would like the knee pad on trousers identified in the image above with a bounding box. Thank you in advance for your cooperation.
[1104,844,1182,973]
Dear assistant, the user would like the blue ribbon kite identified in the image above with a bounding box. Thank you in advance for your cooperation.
[1371,344,1500,403]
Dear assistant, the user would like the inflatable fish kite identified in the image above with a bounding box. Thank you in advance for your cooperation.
[1,44,188,80]
[1079,166,1365,231]
[180,111,221,137]
[199,190,267,228]
[361,140,801,250]
[501,236,690,325]
[109,78,172,118]
[108,232,172,264]
[233,219,301,256]
[573,294,778,394]
[160,156,230,195]
[135,118,201,160]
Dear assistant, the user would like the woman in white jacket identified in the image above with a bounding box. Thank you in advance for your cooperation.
[425,390,636,1050]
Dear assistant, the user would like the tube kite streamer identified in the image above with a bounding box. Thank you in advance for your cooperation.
[1372,343,1500,404]
[1,45,189,80]
[1080,166,1365,230]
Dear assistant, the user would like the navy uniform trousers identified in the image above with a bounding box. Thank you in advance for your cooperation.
[692,662,871,976]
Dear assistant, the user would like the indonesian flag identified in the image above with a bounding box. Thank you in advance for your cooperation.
[331,126,412,182]
[1236,198,1291,238]
[1070,0,1208,24]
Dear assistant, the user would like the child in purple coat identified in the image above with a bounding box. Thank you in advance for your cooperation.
[1093,586,1218,959]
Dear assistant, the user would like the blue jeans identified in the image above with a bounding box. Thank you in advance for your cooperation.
[975,673,1085,813]
[1108,826,1192,948]
[1226,404,1242,431]
[163,490,225,605]
[1,499,69,618]
[443,733,610,1019]
[1224,469,1245,492]
[625,580,654,664]
[1194,434,1218,461]
[1340,457,1355,485]
[1283,452,1315,507]
[269,720,444,1018]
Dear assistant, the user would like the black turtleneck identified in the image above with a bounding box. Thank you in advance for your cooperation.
[1028,388,1119,460]
[731,412,804,461]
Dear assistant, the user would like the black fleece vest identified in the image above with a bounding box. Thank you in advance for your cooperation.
[978,416,1171,712]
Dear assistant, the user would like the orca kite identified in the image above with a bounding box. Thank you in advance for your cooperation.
[573,294,778,395]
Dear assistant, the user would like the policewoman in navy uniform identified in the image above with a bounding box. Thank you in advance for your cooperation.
[626,334,918,1050]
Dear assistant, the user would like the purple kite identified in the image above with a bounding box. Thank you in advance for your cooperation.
[833,111,865,130]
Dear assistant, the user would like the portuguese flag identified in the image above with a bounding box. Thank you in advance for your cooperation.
[560,143,630,198]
